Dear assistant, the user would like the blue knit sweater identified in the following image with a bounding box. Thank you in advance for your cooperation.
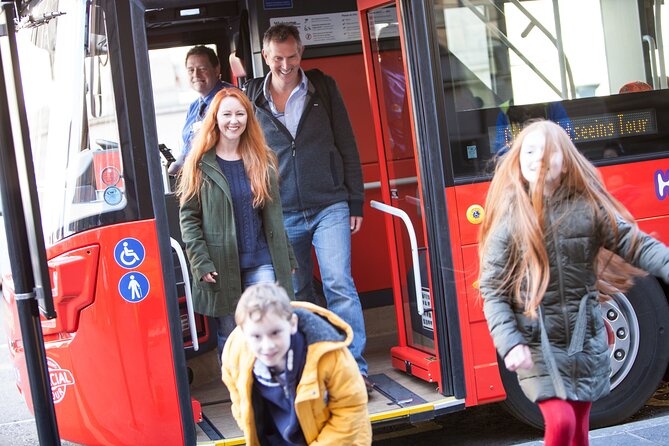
[216,157,271,269]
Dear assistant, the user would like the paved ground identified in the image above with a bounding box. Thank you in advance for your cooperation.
[516,411,669,445]
[3,324,669,446]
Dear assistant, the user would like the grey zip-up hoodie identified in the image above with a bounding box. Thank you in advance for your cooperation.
[246,73,364,216]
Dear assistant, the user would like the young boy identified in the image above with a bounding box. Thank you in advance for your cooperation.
[221,283,372,445]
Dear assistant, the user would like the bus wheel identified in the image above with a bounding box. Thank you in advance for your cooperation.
[498,275,669,430]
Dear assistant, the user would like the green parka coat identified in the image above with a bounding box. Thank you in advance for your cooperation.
[179,149,297,317]
[479,192,669,403]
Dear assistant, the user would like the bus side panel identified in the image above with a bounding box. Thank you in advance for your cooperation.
[600,160,669,243]
[448,157,669,407]
[301,55,392,300]
[461,245,505,404]
[453,159,669,246]
[446,186,505,406]
[6,220,185,446]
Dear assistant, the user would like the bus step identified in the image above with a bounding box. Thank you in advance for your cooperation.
[368,373,427,408]
[197,411,224,440]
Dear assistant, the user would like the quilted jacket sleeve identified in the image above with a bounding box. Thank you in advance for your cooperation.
[601,213,669,283]
[479,224,527,359]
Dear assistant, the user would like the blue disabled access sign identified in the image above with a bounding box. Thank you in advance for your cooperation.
[118,272,150,303]
[114,238,145,269]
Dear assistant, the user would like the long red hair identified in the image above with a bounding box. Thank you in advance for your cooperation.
[176,88,277,207]
[478,120,643,317]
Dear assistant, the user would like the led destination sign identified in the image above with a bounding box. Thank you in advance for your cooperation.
[567,109,657,142]
[491,109,657,150]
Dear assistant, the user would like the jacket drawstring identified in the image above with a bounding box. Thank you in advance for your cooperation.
[538,291,598,400]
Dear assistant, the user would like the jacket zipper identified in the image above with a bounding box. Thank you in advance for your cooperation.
[290,139,305,210]
[547,205,571,343]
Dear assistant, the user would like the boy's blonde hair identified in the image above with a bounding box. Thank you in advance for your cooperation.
[235,283,294,326]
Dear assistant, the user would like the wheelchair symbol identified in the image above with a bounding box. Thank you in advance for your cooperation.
[120,242,140,266]
[114,238,145,269]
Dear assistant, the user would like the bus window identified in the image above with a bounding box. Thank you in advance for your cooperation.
[433,0,669,180]
[18,0,124,245]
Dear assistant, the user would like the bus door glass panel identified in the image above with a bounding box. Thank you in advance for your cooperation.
[366,5,434,353]
[148,45,218,352]
[149,45,217,174]
[18,0,125,246]
[434,0,669,182]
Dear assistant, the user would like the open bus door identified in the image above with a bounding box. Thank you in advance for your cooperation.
[0,1,197,444]
[357,0,469,401]
[359,0,669,432]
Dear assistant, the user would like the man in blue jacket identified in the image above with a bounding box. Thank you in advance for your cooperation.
[244,24,370,390]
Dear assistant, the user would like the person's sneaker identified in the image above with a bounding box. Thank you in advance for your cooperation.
[362,374,374,394]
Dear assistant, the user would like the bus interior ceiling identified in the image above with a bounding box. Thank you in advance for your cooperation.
[145,2,240,79]
[143,1,449,439]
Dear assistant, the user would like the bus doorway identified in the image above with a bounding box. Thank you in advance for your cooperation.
[358,0,470,404]
[360,2,441,385]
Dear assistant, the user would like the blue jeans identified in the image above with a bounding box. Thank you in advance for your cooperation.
[216,264,276,359]
[283,201,368,375]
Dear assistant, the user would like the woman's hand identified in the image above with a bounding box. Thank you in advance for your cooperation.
[201,271,218,283]
[504,344,534,371]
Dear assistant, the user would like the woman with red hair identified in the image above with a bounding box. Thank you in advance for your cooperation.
[177,87,296,358]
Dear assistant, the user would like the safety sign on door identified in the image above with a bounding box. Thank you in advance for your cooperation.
[118,271,150,303]
[114,238,145,269]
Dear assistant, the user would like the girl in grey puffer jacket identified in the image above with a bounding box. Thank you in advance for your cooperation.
[478,120,669,446]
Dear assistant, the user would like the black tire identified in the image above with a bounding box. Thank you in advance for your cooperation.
[499,275,669,429]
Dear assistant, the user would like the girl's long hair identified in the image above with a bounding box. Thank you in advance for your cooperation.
[478,120,643,318]
[176,88,277,208]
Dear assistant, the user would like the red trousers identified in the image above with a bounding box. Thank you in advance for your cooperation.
[537,399,592,446]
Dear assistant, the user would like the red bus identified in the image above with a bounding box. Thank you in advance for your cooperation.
[1,0,668,444]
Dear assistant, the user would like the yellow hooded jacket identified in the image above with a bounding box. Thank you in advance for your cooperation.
[221,301,372,445]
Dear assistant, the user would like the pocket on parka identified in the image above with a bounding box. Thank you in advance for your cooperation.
[196,242,223,292]
[195,277,221,292]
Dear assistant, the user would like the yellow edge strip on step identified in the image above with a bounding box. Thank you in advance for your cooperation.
[369,397,447,422]
[199,397,458,445]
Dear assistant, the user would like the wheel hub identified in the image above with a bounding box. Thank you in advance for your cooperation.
[602,294,640,390]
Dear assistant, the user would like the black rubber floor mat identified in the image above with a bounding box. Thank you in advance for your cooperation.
[368,373,428,408]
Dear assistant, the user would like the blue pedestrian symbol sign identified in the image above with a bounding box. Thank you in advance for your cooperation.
[118,272,150,303]
[114,238,145,269]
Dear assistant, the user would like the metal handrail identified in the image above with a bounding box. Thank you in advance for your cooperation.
[170,237,198,351]
[364,176,418,190]
[370,200,424,315]
[643,35,659,89]
[655,0,667,88]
